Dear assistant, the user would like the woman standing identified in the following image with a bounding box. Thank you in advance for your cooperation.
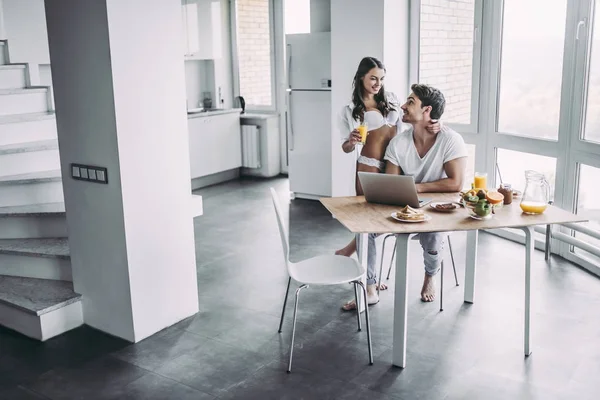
[336,57,439,310]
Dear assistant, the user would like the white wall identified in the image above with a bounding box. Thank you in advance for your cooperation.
[5,0,229,112]
[331,0,384,197]
[44,0,134,340]
[330,0,410,197]
[310,0,330,33]
[106,0,199,342]
[45,0,199,342]
[211,0,234,109]
[0,0,6,39]
[185,60,212,109]
[3,0,49,63]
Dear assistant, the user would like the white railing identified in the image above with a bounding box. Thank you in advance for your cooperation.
[533,222,600,260]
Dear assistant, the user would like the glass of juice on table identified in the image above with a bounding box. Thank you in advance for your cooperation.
[474,172,487,189]
[357,123,368,144]
[520,170,550,214]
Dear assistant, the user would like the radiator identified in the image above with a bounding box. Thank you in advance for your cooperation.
[241,125,261,169]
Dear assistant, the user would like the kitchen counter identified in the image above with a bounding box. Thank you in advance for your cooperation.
[187,108,243,119]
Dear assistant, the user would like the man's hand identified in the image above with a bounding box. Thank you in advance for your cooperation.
[425,119,441,134]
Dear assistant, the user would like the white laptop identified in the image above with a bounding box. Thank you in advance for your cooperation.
[357,172,432,208]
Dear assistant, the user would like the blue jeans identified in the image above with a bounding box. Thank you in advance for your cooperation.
[356,233,445,285]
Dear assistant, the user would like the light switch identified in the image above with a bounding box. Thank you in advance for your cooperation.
[70,163,108,184]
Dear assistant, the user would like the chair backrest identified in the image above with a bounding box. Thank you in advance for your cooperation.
[269,188,290,265]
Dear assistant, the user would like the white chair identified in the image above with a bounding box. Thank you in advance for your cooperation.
[270,188,373,373]
[378,233,459,311]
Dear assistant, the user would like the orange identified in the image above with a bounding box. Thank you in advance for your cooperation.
[486,191,504,205]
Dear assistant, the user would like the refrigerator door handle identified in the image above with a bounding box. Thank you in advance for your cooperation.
[286,44,294,152]
[287,89,294,151]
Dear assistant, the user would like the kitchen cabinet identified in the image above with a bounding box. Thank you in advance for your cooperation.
[181,0,223,60]
[189,113,242,178]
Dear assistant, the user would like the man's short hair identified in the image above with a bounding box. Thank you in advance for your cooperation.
[411,84,445,120]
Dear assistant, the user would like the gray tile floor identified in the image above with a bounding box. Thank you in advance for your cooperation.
[1,176,600,399]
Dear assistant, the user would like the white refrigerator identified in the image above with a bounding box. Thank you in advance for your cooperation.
[286,32,332,200]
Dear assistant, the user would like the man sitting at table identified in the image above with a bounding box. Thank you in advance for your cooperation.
[384,84,467,302]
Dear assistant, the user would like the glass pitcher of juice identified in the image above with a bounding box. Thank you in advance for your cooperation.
[520,170,550,214]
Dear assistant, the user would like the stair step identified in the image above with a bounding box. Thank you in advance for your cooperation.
[0,113,57,147]
[0,202,65,217]
[0,170,64,208]
[0,64,26,70]
[0,41,7,65]
[0,111,55,125]
[0,275,80,316]
[0,139,58,155]
[0,87,48,95]
[0,87,50,117]
[0,238,69,259]
[0,64,27,89]
[0,140,61,177]
[0,169,62,186]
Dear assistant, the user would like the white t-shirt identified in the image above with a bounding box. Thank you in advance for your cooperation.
[384,126,467,183]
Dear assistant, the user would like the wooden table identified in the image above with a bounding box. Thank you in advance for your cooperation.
[320,193,587,368]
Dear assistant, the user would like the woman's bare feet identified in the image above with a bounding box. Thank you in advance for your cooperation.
[421,273,436,302]
[342,284,380,310]
[335,237,357,257]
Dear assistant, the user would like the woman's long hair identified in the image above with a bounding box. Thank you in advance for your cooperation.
[351,57,395,122]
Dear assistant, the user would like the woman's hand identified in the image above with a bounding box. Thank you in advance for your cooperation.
[426,119,442,134]
[348,129,362,145]
[341,129,363,153]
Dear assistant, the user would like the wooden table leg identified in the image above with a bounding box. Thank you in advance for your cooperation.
[464,229,479,303]
[392,233,412,368]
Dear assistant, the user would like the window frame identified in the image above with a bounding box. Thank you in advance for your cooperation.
[411,0,484,135]
[230,0,278,111]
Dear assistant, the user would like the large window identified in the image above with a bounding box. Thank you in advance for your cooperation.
[495,149,557,200]
[234,0,275,108]
[419,0,478,126]
[584,1,600,143]
[575,164,600,262]
[497,0,568,140]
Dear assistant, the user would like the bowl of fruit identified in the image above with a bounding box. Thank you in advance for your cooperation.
[460,189,505,220]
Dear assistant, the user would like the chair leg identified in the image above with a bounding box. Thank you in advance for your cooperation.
[354,282,362,331]
[386,239,397,280]
[287,284,309,373]
[278,277,292,333]
[440,260,444,312]
[355,281,373,365]
[378,234,394,296]
[447,235,459,287]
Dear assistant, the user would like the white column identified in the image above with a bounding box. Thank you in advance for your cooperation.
[330,0,410,197]
[44,0,198,342]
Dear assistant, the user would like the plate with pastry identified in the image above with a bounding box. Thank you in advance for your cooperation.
[391,205,432,223]
[429,202,461,212]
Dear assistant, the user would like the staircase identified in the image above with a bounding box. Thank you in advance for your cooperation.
[0,39,83,340]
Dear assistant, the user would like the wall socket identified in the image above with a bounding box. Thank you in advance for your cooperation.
[71,163,108,184]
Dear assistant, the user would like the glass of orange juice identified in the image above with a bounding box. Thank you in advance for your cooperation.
[474,172,487,189]
[357,123,368,144]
